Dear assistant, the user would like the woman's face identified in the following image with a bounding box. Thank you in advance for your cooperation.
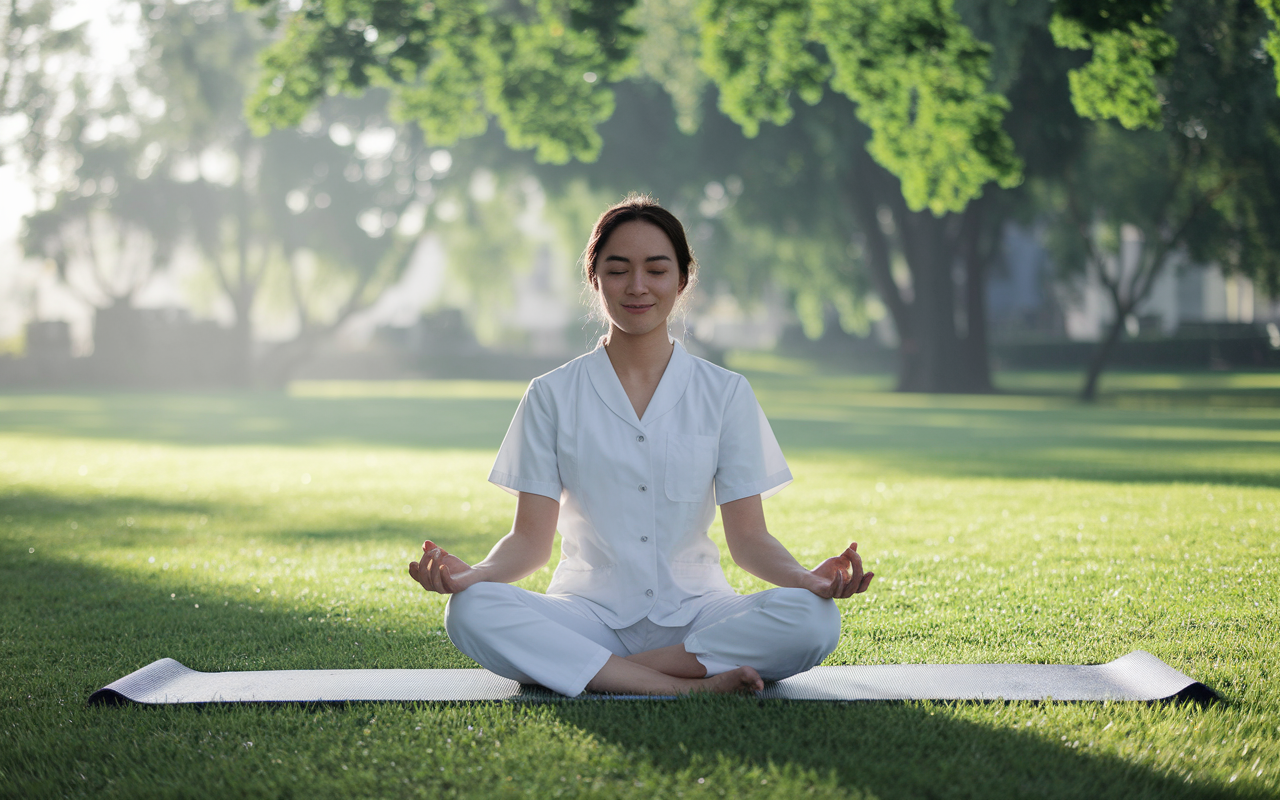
[594,220,684,339]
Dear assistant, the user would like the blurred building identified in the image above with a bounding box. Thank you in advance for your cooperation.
[988,222,1280,369]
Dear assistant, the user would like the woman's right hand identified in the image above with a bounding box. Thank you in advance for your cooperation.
[408,540,479,594]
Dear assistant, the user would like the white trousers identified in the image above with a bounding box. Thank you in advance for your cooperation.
[444,582,841,697]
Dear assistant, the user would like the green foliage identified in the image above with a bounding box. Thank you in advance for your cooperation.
[244,0,641,163]
[434,171,541,345]
[1042,0,1280,294]
[815,0,1023,214]
[700,0,1022,215]
[1260,0,1280,91]
[697,0,830,136]
[1049,5,1177,130]
[634,0,708,133]
[720,210,870,339]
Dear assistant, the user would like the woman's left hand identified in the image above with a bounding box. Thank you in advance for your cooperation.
[807,542,874,599]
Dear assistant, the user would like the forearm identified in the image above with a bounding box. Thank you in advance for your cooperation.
[726,528,815,589]
[470,490,558,584]
[471,529,553,584]
[721,494,820,591]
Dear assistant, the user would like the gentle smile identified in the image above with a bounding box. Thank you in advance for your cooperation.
[621,304,654,313]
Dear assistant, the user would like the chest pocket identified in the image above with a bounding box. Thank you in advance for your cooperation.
[665,433,718,503]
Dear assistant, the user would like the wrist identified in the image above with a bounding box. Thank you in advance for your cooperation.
[802,571,828,593]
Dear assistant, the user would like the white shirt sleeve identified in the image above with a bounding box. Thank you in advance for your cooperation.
[488,379,562,501]
[714,374,792,504]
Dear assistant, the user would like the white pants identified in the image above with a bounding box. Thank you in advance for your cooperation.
[444,582,841,697]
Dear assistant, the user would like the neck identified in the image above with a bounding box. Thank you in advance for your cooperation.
[602,324,674,374]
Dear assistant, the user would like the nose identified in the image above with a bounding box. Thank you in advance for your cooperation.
[626,269,645,295]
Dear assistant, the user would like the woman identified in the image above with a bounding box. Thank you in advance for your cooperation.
[409,195,874,696]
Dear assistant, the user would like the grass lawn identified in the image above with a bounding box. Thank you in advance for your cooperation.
[1,364,1278,798]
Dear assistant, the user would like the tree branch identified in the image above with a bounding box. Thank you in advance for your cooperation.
[1133,173,1238,308]
[78,216,120,303]
[1065,175,1124,309]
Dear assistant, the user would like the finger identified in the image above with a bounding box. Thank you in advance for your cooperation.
[423,548,444,593]
[847,551,864,590]
[424,545,449,593]
[844,567,862,598]
[836,569,855,598]
[848,547,862,569]
[438,563,456,594]
[858,571,875,593]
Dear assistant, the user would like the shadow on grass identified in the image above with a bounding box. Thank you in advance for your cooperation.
[0,540,466,695]
[5,389,1280,491]
[0,487,500,554]
[772,416,1280,489]
[0,543,1241,799]
[551,696,1225,799]
[0,392,519,450]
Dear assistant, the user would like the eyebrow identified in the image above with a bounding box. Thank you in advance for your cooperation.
[603,254,672,263]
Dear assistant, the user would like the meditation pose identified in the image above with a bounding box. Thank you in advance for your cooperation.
[409,195,874,696]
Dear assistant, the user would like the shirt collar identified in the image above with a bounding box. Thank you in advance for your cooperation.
[586,336,693,430]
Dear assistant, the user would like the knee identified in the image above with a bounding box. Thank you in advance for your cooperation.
[443,582,512,641]
[768,588,842,658]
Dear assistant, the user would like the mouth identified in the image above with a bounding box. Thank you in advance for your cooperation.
[621,303,654,314]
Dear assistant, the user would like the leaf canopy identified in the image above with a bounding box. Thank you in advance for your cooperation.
[244,0,641,164]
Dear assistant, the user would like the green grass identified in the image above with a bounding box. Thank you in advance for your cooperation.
[2,366,1278,798]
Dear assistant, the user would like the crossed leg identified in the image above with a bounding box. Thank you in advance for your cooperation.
[440,582,835,697]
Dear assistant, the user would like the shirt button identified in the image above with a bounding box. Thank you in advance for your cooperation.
[645,589,654,597]
[636,434,645,442]
[639,484,647,492]
[641,536,649,542]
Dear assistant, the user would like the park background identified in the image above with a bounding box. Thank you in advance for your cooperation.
[2,0,1279,798]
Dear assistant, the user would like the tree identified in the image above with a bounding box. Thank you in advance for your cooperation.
[11,0,190,362]
[0,0,89,183]
[243,0,640,165]
[135,0,403,384]
[1042,0,1280,400]
[244,0,1280,392]
[22,138,185,314]
[243,0,1022,391]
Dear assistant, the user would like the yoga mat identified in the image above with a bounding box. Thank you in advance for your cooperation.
[89,650,1214,705]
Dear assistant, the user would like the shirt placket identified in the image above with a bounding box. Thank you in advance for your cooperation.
[634,426,659,606]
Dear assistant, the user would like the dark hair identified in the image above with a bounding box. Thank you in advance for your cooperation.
[582,194,698,293]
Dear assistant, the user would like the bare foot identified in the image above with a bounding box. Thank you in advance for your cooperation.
[587,655,763,696]
[691,666,763,695]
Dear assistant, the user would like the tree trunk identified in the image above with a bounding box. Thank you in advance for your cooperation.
[847,147,997,393]
[229,291,254,388]
[958,197,994,393]
[845,165,916,389]
[1080,310,1128,401]
[904,216,956,392]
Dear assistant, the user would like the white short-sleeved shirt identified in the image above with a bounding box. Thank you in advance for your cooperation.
[488,339,792,628]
